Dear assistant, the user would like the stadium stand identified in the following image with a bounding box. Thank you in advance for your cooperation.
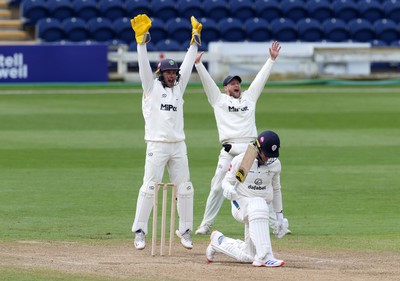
[152,0,178,22]
[199,17,220,45]
[73,0,99,21]
[155,38,183,51]
[229,0,256,22]
[297,18,324,42]
[203,0,229,22]
[373,18,399,45]
[166,17,191,44]
[48,0,74,22]
[148,18,168,42]
[21,0,49,25]
[87,17,115,42]
[218,17,246,42]
[305,0,333,23]
[177,0,204,19]
[383,0,400,22]
[63,17,90,42]
[125,0,152,18]
[347,18,375,42]
[113,17,133,44]
[322,18,349,42]
[254,0,281,22]
[244,17,271,42]
[280,0,308,22]
[357,0,384,23]
[332,0,359,22]
[98,0,125,21]
[270,17,298,42]
[37,17,64,42]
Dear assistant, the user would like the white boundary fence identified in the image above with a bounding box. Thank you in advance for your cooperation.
[108,42,400,82]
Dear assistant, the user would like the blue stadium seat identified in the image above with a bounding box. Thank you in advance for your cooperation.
[155,39,183,51]
[166,17,191,44]
[244,18,271,42]
[21,0,49,25]
[297,18,324,42]
[280,0,308,22]
[270,18,298,42]
[126,0,152,17]
[48,0,74,22]
[152,0,178,22]
[306,0,333,23]
[254,0,281,22]
[87,17,115,42]
[357,0,384,23]
[98,0,125,21]
[370,39,387,46]
[230,0,256,22]
[114,17,134,44]
[149,18,168,42]
[203,0,229,22]
[383,0,400,22]
[63,17,90,42]
[390,40,400,47]
[129,41,156,51]
[73,0,99,21]
[37,18,64,42]
[218,18,246,42]
[347,18,374,42]
[177,0,204,19]
[322,18,349,42]
[373,19,398,45]
[332,0,359,22]
[199,17,220,44]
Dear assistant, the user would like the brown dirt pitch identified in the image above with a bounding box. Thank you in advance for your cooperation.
[1,240,399,281]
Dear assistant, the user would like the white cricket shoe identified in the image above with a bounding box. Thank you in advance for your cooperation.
[206,230,223,262]
[252,258,285,267]
[175,229,193,249]
[195,224,211,235]
[134,229,145,250]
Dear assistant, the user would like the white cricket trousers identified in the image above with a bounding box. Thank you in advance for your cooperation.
[132,141,193,235]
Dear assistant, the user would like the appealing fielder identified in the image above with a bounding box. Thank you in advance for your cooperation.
[206,130,286,267]
[194,42,290,238]
[130,14,202,250]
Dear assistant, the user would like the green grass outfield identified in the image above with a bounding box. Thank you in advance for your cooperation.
[0,83,399,277]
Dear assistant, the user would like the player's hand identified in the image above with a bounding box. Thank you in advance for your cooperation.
[223,184,237,200]
[190,16,202,45]
[273,214,291,238]
[195,51,204,64]
[130,14,152,44]
[269,41,281,61]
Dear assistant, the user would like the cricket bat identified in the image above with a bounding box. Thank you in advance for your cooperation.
[235,143,258,183]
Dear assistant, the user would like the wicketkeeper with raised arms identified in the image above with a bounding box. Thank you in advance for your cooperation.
[130,14,202,250]
[194,41,290,238]
[207,130,286,267]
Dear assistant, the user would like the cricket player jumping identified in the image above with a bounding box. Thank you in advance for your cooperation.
[194,41,290,238]
[207,130,286,267]
[130,14,202,250]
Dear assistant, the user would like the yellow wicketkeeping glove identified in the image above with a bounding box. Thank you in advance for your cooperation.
[190,16,202,46]
[130,14,152,44]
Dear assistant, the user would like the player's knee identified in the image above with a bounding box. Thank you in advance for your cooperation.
[178,181,194,197]
[139,181,158,195]
[247,197,269,221]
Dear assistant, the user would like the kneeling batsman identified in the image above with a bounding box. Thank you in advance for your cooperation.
[206,130,289,267]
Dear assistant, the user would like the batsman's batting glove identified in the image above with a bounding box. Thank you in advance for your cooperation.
[223,184,238,200]
[190,16,202,46]
[130,14,152,44]
[274,213,290,239]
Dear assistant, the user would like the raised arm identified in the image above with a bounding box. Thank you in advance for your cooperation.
[195,52,222,105]
[246,41,281,101]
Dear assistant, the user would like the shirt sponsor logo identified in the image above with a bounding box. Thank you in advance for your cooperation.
[160,104,177,111]
[0,53,28,80]
[247,185,266,190]
[228,106,249,112]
